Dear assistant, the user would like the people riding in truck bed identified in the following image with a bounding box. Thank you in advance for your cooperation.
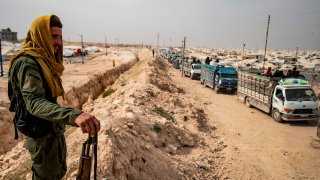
[273,70,284,77]
[265,67,272,77]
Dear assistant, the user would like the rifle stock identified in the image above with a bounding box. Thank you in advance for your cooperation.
[80,156,92,180]
[76,140,92,180]
[77,131,97,180]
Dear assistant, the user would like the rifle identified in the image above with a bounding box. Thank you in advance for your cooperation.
[77,130,98,180]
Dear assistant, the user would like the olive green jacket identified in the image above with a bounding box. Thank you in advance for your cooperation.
[9,55,81,135]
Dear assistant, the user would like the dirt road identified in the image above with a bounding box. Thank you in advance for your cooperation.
[170,68,320,179]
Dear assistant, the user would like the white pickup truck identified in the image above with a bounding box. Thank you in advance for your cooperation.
[183,63,202,80]
[238,70,319,122]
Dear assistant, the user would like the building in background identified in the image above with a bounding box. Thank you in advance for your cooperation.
[0,28,17,42]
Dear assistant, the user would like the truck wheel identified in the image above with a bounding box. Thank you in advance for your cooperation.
[214,86,219,93]
[245,97,252,108]
[272,109,283,123]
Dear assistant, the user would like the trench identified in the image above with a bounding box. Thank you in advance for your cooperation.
[62,60,137,109]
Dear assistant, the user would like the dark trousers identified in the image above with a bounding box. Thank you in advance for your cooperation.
[24,134,67,180]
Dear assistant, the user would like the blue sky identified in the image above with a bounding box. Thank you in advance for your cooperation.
[1,0,320,50]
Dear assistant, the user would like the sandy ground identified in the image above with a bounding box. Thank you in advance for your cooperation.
[0,47,319,179]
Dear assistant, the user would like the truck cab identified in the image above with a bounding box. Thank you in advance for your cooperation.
[271,78,319,122]
[213,67,238,93]
[190,63,202,80]
[201,64,238,93]
[184,62,202,80]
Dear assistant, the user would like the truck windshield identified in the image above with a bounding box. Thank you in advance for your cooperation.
[285,89,317,101]
[220,74,237,79]
[192,65,201,69]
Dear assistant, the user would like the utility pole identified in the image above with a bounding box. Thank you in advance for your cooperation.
[117,38,119,54]
[170,38,171,48]
[296,46,299,66]
[105,36,108,56]
[263,15,271,70]
[80,34,84,64]
[0,38,3,77]
[157,33,159,53]
[115,38,119,55]
[242,43,246,57]
[181,36,186,77]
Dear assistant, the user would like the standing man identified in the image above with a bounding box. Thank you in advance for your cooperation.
[152,49,155,58]
[8,15,101,179]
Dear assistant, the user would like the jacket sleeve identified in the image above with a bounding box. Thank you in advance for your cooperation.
[18,58,81,126]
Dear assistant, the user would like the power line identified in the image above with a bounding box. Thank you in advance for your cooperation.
[273,9,320,21]
[271,23,320,33]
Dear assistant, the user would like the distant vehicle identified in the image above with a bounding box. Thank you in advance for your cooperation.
[75,48,88,56]
[172,56,181,69]
[63,48,75,57]
[85,46,100,53]
[200,64,238,93]
[238,71,319,122]
[183,62,202,80]
[169,54,178,64]
[64,46,87,56]
[159,49,168,58]
[284,56,297,64]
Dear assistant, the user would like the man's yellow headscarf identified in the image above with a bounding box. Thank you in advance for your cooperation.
[10,14,65,97]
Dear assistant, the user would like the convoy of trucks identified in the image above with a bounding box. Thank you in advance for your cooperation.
[160,49,319,123]
[238,70,319,122]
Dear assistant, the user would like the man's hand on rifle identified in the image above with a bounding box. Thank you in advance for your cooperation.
[75,112,101,136]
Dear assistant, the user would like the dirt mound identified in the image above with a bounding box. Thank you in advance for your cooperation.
[0,49,225,180]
